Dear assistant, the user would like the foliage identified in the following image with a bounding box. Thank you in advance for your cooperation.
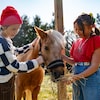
[12,13,100,47]
[96,13,100,25]
[13,15,55,47]
[13,15,37,46]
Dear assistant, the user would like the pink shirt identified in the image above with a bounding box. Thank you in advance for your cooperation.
[70,35,100,62]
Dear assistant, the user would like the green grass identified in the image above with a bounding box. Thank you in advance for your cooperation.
[38,75,72,100]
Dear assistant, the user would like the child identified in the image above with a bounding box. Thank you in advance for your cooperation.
[0,6,44,100]
[61,13,100,100]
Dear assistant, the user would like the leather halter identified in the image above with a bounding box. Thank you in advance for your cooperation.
[47,59,64,69]
[38,39,64,69]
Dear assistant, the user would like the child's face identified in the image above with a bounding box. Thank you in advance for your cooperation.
[4,24,21,39]
[74,22,92,38]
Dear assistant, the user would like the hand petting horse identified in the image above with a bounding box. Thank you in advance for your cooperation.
[15,26,66,100]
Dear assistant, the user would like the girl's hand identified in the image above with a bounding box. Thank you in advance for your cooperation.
[61,74,82,85]
[61,49,67,62]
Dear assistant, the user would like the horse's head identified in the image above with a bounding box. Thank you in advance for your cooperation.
[34,26,66,82]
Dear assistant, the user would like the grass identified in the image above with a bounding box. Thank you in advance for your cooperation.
[38,75,72,100]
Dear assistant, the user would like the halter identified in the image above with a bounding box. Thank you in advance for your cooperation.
[47,59,64,69]
[38,38,64,69]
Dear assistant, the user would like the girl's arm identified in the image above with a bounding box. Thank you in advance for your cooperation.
[14,43,32,56]
[61,54,75,66]
[64,48,100,84]
[77,48,100,78]
[61,49,75,66]
[0,39,43,74]
[14,38,38,55]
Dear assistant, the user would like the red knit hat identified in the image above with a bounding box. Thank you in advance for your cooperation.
[0,6,22,26]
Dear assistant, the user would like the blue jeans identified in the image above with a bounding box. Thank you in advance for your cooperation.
[72,65,100,100]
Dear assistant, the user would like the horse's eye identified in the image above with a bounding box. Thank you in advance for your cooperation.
[44,46,49,50]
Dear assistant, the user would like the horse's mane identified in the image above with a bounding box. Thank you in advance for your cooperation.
[47,29,66,49]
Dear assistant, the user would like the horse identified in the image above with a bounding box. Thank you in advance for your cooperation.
[15,26,66,100]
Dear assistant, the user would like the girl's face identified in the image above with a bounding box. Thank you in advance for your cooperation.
[3,24,21,39]
[74,22,93,38]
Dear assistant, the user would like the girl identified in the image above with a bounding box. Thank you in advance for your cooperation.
[0,6,44,100]
[62,13,100,100]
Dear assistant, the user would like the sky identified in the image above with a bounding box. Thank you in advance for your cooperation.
[0,0,100,31]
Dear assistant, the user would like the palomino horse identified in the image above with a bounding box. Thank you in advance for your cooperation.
[15,26,66,100]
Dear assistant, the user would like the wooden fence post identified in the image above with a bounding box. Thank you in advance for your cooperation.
[54,0,67,100]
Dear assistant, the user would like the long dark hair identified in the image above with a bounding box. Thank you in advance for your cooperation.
[74,13,100,36]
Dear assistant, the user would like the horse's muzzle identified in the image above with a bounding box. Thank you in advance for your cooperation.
[46,59,65,82]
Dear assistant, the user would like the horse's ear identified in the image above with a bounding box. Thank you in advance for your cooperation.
[34,26,47,39]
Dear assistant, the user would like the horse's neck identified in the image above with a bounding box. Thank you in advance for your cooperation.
[17,50,33,61]
[17,38,40,62]
[17,48,39,62]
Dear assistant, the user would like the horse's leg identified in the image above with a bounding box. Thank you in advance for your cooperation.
[15,90,24,100]
[32,85,41,100]
[25,89,32,100]
[15,84,24,100]
[31,67,44,100]
[15,90,23,100]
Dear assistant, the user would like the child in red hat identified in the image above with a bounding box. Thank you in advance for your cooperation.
[0,6,22,26]
[0,6,44,100]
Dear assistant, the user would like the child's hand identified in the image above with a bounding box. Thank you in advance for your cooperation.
[36,55,44,65]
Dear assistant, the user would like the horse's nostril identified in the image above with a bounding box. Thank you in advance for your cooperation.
[52,70,64,81]
[53,71,60,79]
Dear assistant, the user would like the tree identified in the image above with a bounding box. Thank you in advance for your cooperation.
[13,14,55,47]
[96,13,100,25]
[13,15,37,47]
